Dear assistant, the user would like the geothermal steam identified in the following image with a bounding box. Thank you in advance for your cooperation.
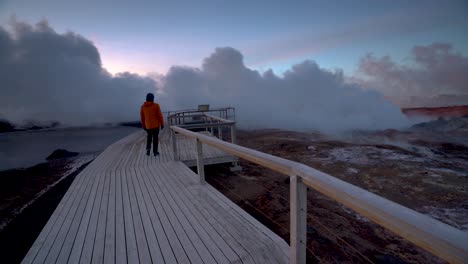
[0,20,410,132]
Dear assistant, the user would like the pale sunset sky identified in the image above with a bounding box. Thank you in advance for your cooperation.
[1,0,466,76]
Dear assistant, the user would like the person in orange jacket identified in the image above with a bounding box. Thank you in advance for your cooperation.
[140,93,164,156]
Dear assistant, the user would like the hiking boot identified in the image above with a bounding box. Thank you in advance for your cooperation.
[154,152,160,156]
[146,149,150,156]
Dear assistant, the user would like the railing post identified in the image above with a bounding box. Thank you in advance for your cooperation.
[230,124,237,144]
[290,175,307,264]
[196,138,205,184]
[218,126,223,140]
[171,129,178,161]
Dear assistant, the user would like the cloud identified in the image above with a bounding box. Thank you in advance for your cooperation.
[245,1,467,67]
[160,47,409,132]
[356,43,468,97]
[0,19,156,126]
[1,20,409,133]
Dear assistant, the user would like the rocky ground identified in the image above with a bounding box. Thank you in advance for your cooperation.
[204,122,467,263]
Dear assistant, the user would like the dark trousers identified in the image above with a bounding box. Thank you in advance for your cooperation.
[146,128,160,154]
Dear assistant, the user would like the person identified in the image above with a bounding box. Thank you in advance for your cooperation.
[140,93,164,156]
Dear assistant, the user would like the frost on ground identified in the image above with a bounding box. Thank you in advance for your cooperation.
[340,204,369,222]
[423,206,468,231]
[327,146,425,165]
[346,167,359,174]
[231,128,467,263]
[64,154,95,174]
[428,167,467,177]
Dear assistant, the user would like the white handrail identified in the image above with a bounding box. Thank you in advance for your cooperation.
[204,113,232,123]
[171,125,468,264]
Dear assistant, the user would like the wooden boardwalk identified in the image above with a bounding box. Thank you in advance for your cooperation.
[22,129,289,264]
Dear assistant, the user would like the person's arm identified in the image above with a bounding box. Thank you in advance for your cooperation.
[140,107,146,129]
[156,104,164,129]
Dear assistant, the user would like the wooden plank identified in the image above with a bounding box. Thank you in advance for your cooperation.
[69,148,119,264]
[196,138,205,183]
[145,164,218,264]
[202,180,288,262]
[203,184,289,260]
[135,166,178,264]
[91,169,111,264]
[79,167,111,263]
[121,166,139,263]
[138,165,191,264]
[140,165,202,264]
[66,164,104,263]
[103,168,117,264]
[127,167,152,264]
[115,169,127,264]
[131,166,167,263]
[173,161,287,263]
[159,162,258,264]
[157,163,238,263]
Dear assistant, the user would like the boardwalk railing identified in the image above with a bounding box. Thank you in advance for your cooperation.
[167,107,235,126]
[170,126,468,264]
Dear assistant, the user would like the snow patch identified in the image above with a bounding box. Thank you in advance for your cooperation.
[341,205,369,222]
[429,168,467,177]
[328,146,425,165]
[347,167,359,174]
[423,206,468,231]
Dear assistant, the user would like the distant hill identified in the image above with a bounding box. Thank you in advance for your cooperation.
[0,120,15,133]
[402,105,468,119]
[0,120,61,133]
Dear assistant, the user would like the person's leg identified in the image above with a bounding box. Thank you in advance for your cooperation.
[153,128,160,155]
[146,129,152,155]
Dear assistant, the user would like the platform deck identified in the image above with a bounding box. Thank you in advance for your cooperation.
[22,129,289,264]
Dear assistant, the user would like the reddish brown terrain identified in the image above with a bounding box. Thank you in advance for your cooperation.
[205,125,467,263]
[402,105,468,119]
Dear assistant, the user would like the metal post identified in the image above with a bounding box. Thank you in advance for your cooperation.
[290,175,307,264]
[196,138,205,183]
[171,130,178,161]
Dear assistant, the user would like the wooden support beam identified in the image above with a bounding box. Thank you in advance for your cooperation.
[230,124,237,144]
[290,175,307,264]
[171,130,178,161]
[196,138,205,183]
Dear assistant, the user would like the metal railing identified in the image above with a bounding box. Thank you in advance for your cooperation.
[167,107,235,126]
[170,113,237,161]
[170,126,468,264]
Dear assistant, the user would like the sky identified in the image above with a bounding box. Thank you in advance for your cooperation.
[1,0,467,76]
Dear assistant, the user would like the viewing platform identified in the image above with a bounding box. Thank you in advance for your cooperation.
[22,107,468,264]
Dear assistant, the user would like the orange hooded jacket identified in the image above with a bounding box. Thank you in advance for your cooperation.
[140,102,164,129]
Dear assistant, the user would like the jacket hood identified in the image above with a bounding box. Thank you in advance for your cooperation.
[143,101,154,107]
